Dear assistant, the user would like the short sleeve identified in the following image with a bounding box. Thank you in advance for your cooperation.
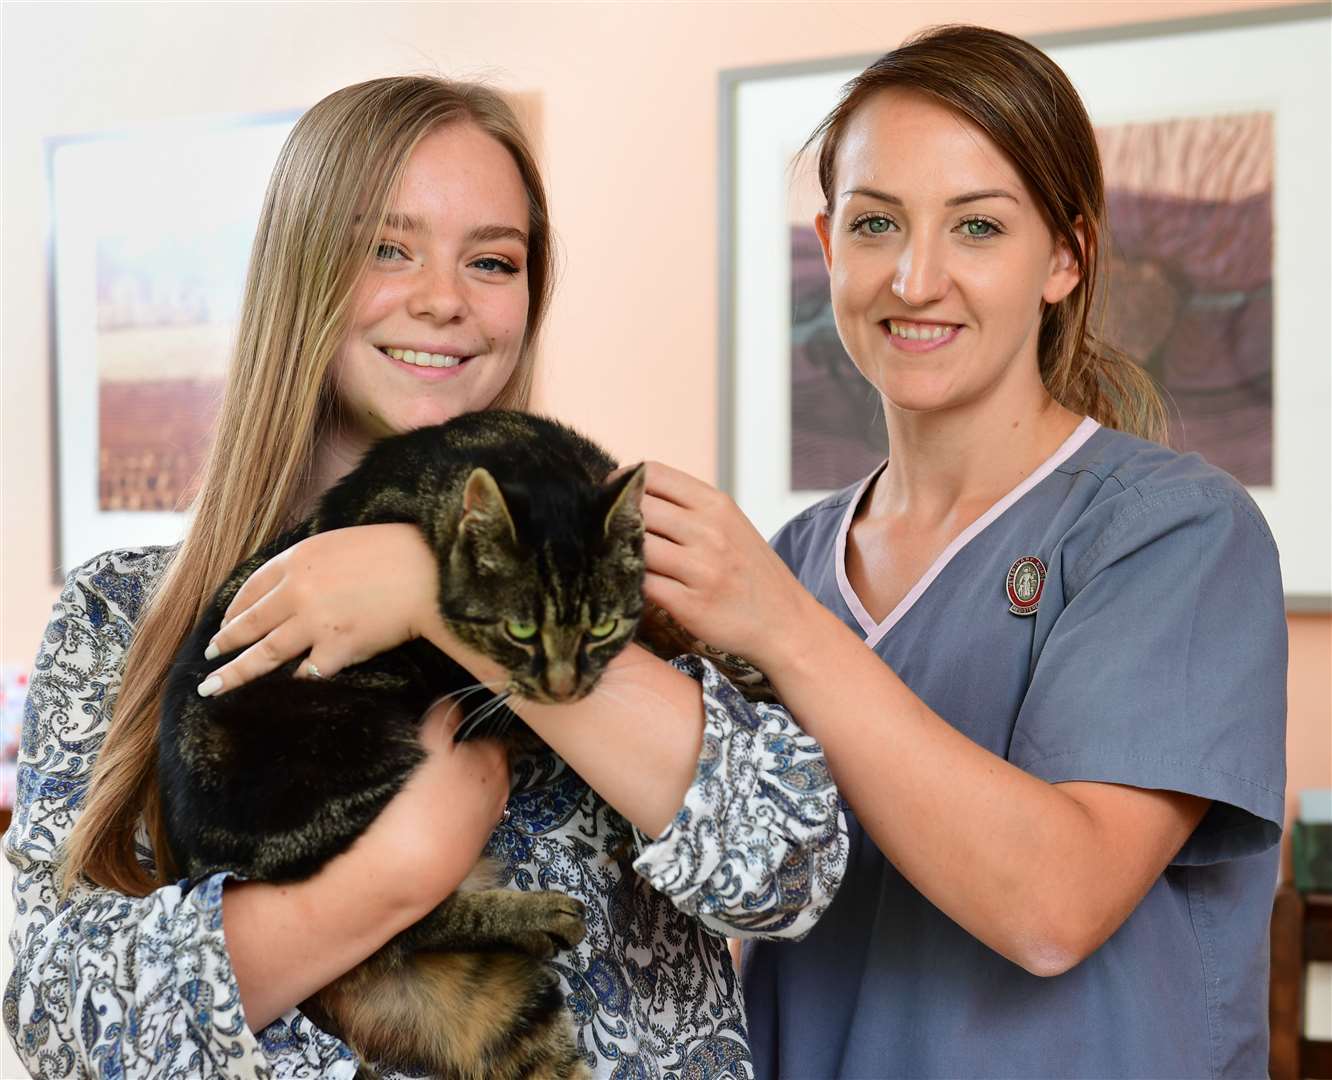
[1009,484,1286,865]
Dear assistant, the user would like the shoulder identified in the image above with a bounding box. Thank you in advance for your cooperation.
[23,548,173,769]
[768,480,865,569]
[59,546,176,621]
[1056,428,1277,586]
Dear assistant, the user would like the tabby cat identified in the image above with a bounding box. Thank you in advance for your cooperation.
[159,410,652,1079]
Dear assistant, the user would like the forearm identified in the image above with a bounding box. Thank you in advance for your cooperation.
[224,847,440,1031]
[419,614,707,838]
[224,709,506,1031]
[515,645,705,837]
[761,597,1150,971]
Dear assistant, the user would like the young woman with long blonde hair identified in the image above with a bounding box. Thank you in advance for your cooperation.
[5,77,844,1078]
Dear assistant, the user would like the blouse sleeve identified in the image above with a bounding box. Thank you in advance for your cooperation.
[3,551,356,1079]
[630,655,847,941]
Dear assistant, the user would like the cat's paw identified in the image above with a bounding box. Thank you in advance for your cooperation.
[512,893,586,958]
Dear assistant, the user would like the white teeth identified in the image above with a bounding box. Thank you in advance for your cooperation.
[888,321,954,341]
[383,347,464,368]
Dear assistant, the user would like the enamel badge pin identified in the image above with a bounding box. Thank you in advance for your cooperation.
[1006,555,1046,616]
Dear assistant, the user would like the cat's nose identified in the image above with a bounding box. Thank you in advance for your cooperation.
[544,662,577,700]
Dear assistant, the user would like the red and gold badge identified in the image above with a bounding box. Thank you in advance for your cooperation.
[1006,555,1046,616]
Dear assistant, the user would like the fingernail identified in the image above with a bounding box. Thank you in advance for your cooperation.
[197,675,223,697]
[204,642,220,661]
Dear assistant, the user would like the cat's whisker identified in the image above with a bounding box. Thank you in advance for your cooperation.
[457,690,516,741]
[429,679,511,710]
[429,680,515,733]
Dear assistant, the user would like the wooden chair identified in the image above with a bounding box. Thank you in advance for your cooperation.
[1271,883,1332,1079]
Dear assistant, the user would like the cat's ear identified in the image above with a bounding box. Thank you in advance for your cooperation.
[461,468,518,545]
[602,463,646,539]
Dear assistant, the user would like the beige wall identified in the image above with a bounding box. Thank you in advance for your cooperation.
[3,1,1326,812]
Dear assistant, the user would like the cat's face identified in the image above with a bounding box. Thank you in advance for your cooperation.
[441,465,646,704]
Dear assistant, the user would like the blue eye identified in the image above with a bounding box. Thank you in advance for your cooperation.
[375,242,407,261]
[472,256,520,276]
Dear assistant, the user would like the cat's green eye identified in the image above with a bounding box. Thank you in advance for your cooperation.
[506,620,538,642]
[587,619,617,640]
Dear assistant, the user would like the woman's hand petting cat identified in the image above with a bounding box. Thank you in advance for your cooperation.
[202,523,445,695]
[639,462,813,673]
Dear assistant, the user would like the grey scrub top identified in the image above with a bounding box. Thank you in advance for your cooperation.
[743,419,1286,1079]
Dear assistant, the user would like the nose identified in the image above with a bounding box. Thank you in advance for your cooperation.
[891,233,951,307]
[543,660,577,701]
[408,262,469,323]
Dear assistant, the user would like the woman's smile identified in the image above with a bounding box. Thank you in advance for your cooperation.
[374,343,478,377]
[882,319,963,353]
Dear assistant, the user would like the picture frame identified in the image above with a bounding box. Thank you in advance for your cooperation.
[717,4,1331,609]
[47,109,301,580]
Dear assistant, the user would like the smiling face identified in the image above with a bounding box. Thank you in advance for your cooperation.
[814,89,1081,423]
[331,122,531,453]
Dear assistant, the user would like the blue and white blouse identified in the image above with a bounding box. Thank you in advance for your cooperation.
[4,547,847,1079]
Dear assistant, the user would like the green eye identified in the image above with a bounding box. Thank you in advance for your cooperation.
[506,620,538,641]
[587,619,617,640]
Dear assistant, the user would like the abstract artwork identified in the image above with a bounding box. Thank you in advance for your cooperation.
[1096,111,1273,486]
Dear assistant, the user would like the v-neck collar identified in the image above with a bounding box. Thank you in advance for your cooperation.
[834,416,1100,647]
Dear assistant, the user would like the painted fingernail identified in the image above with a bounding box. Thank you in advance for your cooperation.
[197,675,223,697]
[204,642,220,661]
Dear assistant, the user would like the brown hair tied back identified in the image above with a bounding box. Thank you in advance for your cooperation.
[805,24,1168,442]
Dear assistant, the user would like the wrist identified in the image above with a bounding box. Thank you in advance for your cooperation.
[759,587,834,677]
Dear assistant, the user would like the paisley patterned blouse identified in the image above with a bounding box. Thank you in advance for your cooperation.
[4,548,847,1079]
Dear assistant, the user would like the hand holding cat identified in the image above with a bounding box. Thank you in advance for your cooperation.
[201,523,447,695]
[639,462,814,675]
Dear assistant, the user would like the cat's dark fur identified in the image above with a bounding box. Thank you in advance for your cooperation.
[159,410,652,1080]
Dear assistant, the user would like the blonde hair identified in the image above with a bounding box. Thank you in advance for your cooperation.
[806,25,1168,441]
[62,77,554,896]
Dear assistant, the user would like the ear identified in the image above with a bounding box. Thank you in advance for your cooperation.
[1043,216,1086,305]
[602,463,646,539]
[814,209,834,274]
[461,468,518,545]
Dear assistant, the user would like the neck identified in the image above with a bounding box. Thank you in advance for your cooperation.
[870,376,1082,527]
[300,420,373,520]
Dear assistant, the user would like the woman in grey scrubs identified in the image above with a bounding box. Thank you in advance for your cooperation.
[639,24,1285,1079]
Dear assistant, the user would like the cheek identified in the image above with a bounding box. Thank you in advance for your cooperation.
[482,290,530,350]
[347,276,399,332]
[830,248,889,318]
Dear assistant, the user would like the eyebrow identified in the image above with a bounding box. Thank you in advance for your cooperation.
[840,186,1020,207]
[466,223,529,247]
[364,212,529,247]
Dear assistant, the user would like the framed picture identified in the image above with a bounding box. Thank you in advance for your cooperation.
[718,4,1331,608]
[48,110,300,579]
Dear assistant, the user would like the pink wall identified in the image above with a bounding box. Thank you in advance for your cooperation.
[3,1,1325,834]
